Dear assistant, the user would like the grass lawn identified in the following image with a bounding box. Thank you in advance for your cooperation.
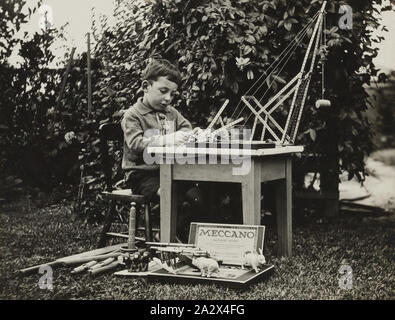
[0,199,393,300]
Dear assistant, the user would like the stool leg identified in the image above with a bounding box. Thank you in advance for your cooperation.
[98,201,115,248]
[144,202,152,242]
[128,202,137,250]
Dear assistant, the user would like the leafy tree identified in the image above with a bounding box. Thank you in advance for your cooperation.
[0,0,108,208]
[0,0,39,196]
[0,0,82,195]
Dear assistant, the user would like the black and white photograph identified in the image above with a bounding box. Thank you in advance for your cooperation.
[0,0,394,305]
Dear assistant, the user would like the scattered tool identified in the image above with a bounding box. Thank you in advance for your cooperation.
[71,260,98,274]
[19,243,126,275]
[145,242,195,247]
[89,260,122,277]
[88,257,116,271]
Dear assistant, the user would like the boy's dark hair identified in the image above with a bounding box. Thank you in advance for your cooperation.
[141,59,182,86]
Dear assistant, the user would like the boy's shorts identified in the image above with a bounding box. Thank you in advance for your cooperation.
[126,170,160,202]
[125,170,204,207]
[125,170,206,241]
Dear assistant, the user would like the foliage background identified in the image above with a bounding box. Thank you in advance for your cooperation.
[0,0,394,219]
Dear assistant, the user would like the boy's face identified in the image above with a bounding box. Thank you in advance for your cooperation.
[142,76,178,112]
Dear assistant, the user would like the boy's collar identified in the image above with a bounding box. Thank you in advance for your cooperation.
[135,98,171,115]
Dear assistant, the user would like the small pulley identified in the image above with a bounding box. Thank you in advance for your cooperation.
[315,99,331,108]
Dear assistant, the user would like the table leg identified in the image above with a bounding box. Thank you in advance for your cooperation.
[275,158,292,257]
[160,164,178,242]
[241,160,261,225]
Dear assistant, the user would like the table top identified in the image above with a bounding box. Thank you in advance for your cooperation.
[146,145,304,157]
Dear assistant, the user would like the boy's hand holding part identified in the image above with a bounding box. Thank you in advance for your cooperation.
[152,128,206,146]
[155,130,191,146]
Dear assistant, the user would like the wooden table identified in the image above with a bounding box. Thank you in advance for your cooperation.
[146,145,304,256]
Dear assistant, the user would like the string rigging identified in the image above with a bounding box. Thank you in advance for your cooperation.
[229,10,320,123]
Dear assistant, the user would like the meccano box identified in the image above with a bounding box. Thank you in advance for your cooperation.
[188,222,265,265]
[147,223,274,287]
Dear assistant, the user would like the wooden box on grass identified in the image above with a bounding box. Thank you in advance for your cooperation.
[147,223,274,288]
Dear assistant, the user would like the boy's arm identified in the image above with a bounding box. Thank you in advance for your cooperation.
[121,111,158,153]
[121,110,189,149]
[174,109,193,132]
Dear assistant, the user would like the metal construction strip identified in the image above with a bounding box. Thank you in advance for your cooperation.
[241,96,281,142]
[247,96,285,136]
[282,1,326,143]
[207,99,229,131]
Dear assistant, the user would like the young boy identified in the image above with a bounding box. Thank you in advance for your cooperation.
[121,59,203,238]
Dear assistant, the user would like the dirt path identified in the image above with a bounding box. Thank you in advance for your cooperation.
[340,149,395,213]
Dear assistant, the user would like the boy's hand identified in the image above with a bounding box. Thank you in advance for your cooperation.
[192,127,207,142]
[162,130,190,146]
[193,127,204,136]
[192,127,214,143]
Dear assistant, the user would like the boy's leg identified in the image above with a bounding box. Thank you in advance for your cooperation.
[176,182,208,242]
[127,172,206,242]
[127,170,160,238]
[128,170,160,203]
